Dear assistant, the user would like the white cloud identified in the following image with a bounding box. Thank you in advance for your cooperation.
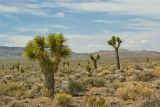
[15,24,70,33]
[88,44,94,47]
[0,5,18,13]
[0,34,33,47]
[123,19,160,31]
[93,20,123,24]
[0,4,64,17]
[128,41,136,44]
[57,0,160,18]
[141,40,149,44]
[123,44,137,48]
[16,28,49,34]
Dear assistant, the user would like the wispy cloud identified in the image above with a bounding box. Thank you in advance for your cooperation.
[56,0,160,18]
[0,4,64,17]
[15,24,70,33]
[0,34,33,47]
[93,20,123,24]
[16,28,49,34]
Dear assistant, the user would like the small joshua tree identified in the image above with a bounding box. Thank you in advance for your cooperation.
[146,57,149,63]
[15,63,20,71]
[63,62,66,67]
[78,62,80,66]
[66,61,69,67]
[85,65,92,77]
[89,54,100,69]
[23,33,71,96]
[108,36,122,69]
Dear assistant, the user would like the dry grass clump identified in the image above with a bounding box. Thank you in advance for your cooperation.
[97,68,103,72]
[40,86,52,97]
[7,100,25,107]
[0,82,25,99]
[83,77,106,87]
[102,70,111,75]
[154,66,160,73]
[134,71,156,82]
[67,81,86,95]
[84,95,109,107]
[116,82,152,101]
[127,68,136,72]
[54,91,72,107]
[135,92,160,107]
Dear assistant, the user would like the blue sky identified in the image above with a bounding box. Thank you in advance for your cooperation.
[0,0,160,53]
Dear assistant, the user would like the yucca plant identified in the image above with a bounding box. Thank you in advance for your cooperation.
[89,54,100,69]
[146,57,149,63]
[15,63,20,71]
[108,36,122,69]
[23,33,71,96]
[85,64,92,77]
[66,61,70,67]
[63,62,66,67]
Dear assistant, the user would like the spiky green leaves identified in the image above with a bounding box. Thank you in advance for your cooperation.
[47,33,71,59]
[23,33,71,62]
[107,36,122,49]
[23,41,37,60]
[97,54,100,60]
[89,54,100,60]
[89,54,95,60]
[85,65,92,73]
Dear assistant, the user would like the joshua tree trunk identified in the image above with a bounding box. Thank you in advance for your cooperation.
[115,48,120,69]
[44,72,55,95]
[94,60,97,69]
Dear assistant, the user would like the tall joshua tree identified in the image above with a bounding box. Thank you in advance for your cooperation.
[23,33,71,95]
[108,36,122,69]
[89,54,100,69]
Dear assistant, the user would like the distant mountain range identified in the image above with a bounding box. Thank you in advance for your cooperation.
[0,46,160,60]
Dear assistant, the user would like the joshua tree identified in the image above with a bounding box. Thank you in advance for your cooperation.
[66,61,70,67]
[146,57,149,63]
[15,63,20,71]
[23,33,71,95]
[85,64,92,77]
[108,36,122,69]
[89,54,100,69]
[63,62,66,67]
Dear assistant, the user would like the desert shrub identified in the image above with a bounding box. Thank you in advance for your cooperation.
[7,100,25,107]
[138,71,156,81]
[155,80,160,88]
[25,90,35,99]
[83,77,105,87]
[112,80,121,90]
[41,86,52,97]
[96,73,103,77]
[54,92,72,107]
[109,65,117,72]
[128,68,136,72]
[134,65,143,71]
[135,92,160,107]
[20,68,25,73]
[86,65,92,73]
[102,70,111,75]
[68,81,86,95]
[97,68,102,72]
[84,95,109,107]
[0,82,25,98]
[116,82,152,101]
[154,66,160,73]
[105,75,118,82]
